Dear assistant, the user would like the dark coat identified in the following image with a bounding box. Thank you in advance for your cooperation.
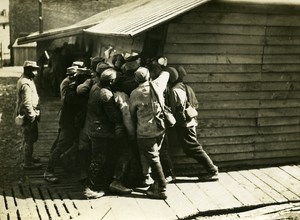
[86,84,123,138]
[59,81,89,129]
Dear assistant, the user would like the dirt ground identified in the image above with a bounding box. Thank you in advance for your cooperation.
[0,67,24,187]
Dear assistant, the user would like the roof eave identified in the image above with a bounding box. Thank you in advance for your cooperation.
[17,24,94,45]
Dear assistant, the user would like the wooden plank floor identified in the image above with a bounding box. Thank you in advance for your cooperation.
[1,165,300,220]
[0,98,300,220]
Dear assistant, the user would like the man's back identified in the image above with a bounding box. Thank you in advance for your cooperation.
[129,70,169,138]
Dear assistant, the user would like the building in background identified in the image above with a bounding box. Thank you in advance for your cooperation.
[19,0,300,174]
[9,0,136,65]
[0,0,10,66]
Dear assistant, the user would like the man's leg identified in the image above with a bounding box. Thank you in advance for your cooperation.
[176,126,218,175]
[109,138,133,194]
[44,127,75,182]
[22,120,41,169]
[160,134,176,182]
[86,137,109,192]
[137,135,167,199]
[77,127,91,182]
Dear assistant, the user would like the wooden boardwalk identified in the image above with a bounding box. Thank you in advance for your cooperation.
[1,97,300,220]
[1,165,300,219]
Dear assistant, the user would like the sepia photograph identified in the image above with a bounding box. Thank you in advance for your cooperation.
[0,0,300,219]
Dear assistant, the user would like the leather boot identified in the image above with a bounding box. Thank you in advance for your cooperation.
[109,180,133,194]
[146,183,167,200]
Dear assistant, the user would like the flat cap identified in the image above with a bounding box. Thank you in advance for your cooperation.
[100,68,117,81]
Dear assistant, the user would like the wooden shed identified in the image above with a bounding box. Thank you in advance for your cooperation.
[12,39,36,66]
[19,0,300,173]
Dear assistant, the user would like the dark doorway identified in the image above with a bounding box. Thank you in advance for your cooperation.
[141,24,168,65]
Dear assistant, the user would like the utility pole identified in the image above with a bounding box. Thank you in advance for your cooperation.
[38,0,43,33]
[0,42,2,68]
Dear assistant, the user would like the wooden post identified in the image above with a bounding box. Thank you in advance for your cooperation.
[0,42,2,68]
[38,0,43,33]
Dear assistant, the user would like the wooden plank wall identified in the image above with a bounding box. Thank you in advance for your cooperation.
[13,47,37,66]
[164,1,300,172]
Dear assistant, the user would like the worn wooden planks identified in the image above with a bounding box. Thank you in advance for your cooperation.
[108,196,147,220]
[1,165,300,219]
[4,187,18,220]
[43,186,71,219]
[280,165,300,181]
[165,184,199,219]
[259,167,300,198]
[176,182,220,211]
[228,171,275,204]
[251,169,299,201]
[218,173,261,207]
[134,196,176,220]
[239,170,288,203]
[56,189,81,218]
[12,185,32,219]
[0,188,7,219]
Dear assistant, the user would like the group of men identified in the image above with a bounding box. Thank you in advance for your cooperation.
[16,51,218,200]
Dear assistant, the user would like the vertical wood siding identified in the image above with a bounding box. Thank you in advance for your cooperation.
[13,47,36,66]
[164,1,300,172]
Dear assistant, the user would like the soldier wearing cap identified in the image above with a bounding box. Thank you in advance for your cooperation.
[44,68,91,183]
[75,61,111,183]
[168,66,219,182]
[84,68,133,198]
[113,54,141,96]
[15,61,42,170]
[129,66,170,199]
[90,57,105,76]
[49,65,79,153]
[60,66,78,103]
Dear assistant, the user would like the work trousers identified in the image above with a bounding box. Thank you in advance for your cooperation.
[87,137,113,190]
[22,119,38,165]
[112,137,132,182]
[139,134,174,179]
[46,127,77,172]
[176,126,218,174]
[137,135,167,190]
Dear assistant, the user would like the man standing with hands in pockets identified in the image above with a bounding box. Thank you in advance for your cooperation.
[16,61,42,170]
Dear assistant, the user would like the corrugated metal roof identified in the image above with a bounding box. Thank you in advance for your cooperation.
[18,0,210,44]
[17,0,300,44]
[85,0,210,37]
[17,1,150,44]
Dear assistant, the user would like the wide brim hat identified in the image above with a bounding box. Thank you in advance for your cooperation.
[72,61,85,68]
[66,66,78,75]
[75,67,90,76]
[23,61,39,69]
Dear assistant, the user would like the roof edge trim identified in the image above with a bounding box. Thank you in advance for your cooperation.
[17,24,94,44]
